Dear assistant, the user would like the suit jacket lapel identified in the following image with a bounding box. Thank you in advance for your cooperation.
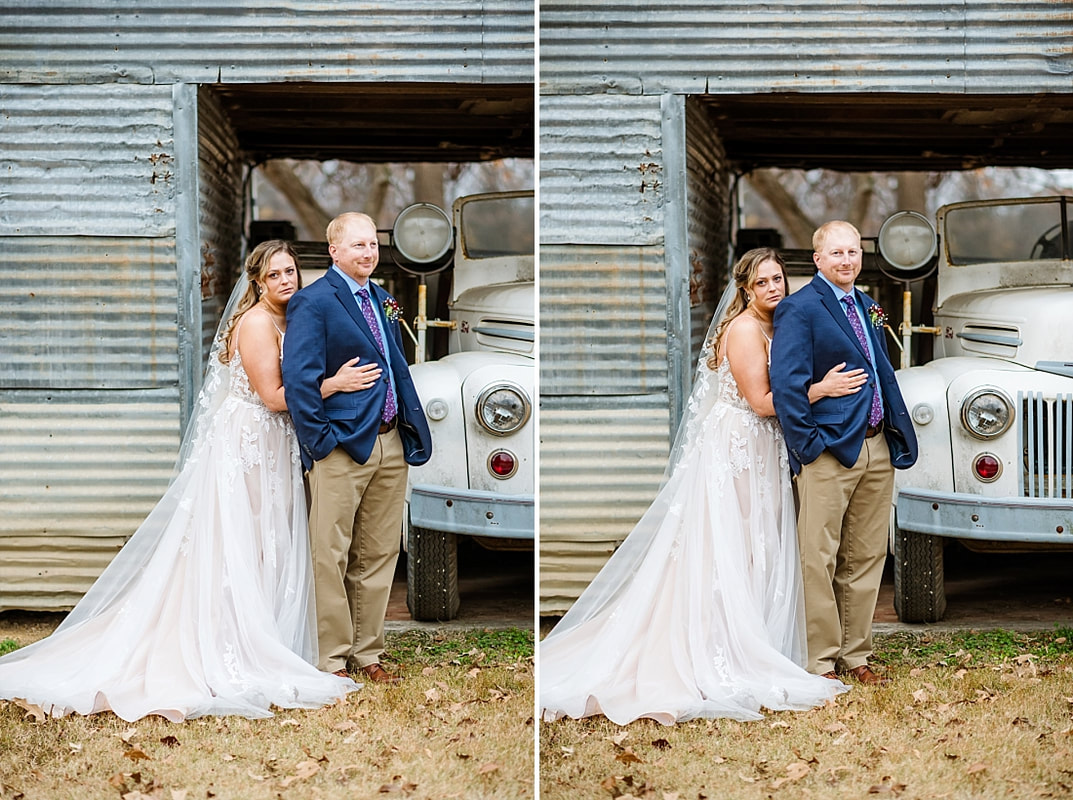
[326,269,382,352]
[812,277,871,360]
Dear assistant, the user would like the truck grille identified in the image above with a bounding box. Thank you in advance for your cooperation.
[1020,391,1073,498]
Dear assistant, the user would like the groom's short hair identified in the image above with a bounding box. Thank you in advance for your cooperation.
[812,220,860,253]
[326,212,377,246]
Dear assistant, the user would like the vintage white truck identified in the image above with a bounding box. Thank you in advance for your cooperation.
[877,195,1073,622]
[391,190,535,620]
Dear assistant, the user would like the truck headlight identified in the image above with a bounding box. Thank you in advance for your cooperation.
[960,389,1014,439]
[476,382,531,435]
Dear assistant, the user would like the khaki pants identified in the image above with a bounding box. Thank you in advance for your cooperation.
[796,434,893,674]
[307,431,408,672]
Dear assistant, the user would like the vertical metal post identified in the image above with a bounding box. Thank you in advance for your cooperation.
[415,280,428,364]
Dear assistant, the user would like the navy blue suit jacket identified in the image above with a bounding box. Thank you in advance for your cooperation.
[281,268,432,471]
[769,275,917,475]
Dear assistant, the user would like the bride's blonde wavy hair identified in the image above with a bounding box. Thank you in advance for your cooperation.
[706,247,787,370]
[219,239,303,364]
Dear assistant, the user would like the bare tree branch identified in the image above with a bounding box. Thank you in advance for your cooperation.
[896,171,928,214]
[849,173,876,229]
[745,171,817,248]
[260,160,333,239]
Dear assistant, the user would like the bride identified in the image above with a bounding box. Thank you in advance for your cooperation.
[0,240,381,722]
[540,248,865,726]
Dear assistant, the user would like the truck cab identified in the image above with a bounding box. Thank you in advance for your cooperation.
[880,196,1073,622]
[401,191,535,620]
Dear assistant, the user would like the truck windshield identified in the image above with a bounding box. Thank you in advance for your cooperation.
[461,195,534,259]
[945,198,1070,264]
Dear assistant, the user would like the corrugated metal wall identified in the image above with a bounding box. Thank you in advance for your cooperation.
[0,391,180,610]
[0,81,183,610]
[537,0,1073,615]
[0,1,533,84]
[0,2,533,611]
[537,91,733,613]
[0,84,176,236]
[195,86,244,364]
[539,1,1073,95]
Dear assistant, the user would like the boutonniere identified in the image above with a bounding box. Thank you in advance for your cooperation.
[867,303,887,329]
[383,297,401,324]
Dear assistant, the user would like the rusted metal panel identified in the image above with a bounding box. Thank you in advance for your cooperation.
[0,389,180,611]
[0,1,534,85]
[540,1,1073,95]
[684,97,731,364]
[539,243,668,396]
[0,236,178,389]
[194,86,243,366]
[0,83,176,238]
[539,94,665,246]
[538,399,670,614]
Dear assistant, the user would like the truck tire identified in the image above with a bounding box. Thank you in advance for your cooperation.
[892,517,947,623]
[406,525,461,621]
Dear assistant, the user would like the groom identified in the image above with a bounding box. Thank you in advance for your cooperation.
[769,220,917,686]
[282,211,432,683]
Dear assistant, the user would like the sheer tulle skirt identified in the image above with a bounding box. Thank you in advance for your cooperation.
[0,392,355,722]
[539,387,847,726]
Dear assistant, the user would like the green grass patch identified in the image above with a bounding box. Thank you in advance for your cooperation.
[386,626,533,668]
[874,625,1073,667]
[0,638,19,657]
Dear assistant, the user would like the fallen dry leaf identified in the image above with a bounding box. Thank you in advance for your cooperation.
[651,738,671,750]
[477,762,500,775]
[119,727,139,744]
[170,790,188,800]
[123,746,151,762]
[785,762,810,780]
[615,747,644,765]
[378,778,417,794]
[159,735,180,748]
[967,762,988,775]
[11,699,45,723]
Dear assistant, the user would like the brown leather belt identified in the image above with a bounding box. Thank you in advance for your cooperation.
[865,422,884,438]
[378,417,398,434]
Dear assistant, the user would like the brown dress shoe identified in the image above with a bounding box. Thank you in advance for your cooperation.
[361,663,401,684]
[819,670,839,680]
[845,664,890,686]
[332,668,350,679]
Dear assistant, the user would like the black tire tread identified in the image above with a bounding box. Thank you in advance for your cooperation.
[406,525,461,621]
[892,521,947,623]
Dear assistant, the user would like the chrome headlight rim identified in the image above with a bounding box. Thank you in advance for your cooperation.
[959,387,1014,439]
[475,381,532,436]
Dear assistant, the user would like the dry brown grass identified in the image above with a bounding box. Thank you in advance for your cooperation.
[539,629,1073,800]
[0,626,534,800]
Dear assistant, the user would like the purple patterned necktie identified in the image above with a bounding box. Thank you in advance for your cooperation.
[841,295,883,427]
[356,287,397,423]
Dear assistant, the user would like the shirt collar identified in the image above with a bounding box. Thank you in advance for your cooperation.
[816,270,855,304]
[331,263,371,295]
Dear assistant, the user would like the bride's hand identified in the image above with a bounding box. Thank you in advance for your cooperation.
[321,357,383,398]
[812,362,866,400]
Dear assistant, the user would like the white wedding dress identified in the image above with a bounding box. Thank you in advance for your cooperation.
[540,354,848,726]
[0,325,356,722]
